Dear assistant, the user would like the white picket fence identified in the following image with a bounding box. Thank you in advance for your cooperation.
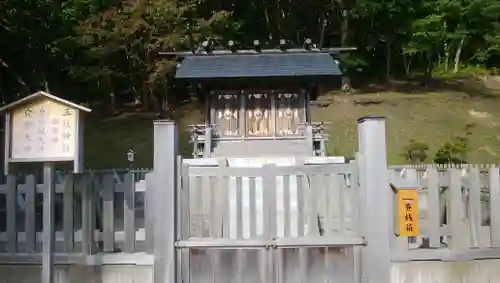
[389,165,500,261]
[0,172,150,257]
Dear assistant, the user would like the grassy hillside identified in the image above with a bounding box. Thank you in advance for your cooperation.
[82,77,500,168]
[314,91,500,164]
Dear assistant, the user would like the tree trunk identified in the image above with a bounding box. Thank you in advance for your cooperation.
[275,0,283,38]
[163,86,170,118]
[107,76,117,115]
[453,36,466,73]
[142,80,150,110]
[150,88,161,115]
[43,79,50,92]
[338,5,351,92]
[319,16,326,48]
[403,54,412,76]
[385,38,392,78]
[133,86,141,106]
[340,8,348,48]
[443,22,449,72]
[261,0,273,40]
[444,42,450,72]
[160,77,169,118]
[425,52,433,79]
[0,57,29,93]
[110,91,117,115]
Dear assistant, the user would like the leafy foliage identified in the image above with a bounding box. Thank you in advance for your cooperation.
[433,124,474,164]
[402,139,429,164]
[433,138,469,164]
[0,0,500,110]
[71,0,234,113]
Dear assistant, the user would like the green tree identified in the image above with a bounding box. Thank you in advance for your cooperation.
[0,0,500,110]
[72,0,234,115]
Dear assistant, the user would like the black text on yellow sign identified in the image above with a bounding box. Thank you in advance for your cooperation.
[397,189,419,237]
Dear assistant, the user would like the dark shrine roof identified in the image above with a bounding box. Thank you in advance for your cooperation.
[175,53,342,79]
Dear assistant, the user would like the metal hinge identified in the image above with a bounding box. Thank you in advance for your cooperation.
[264,240,277,250]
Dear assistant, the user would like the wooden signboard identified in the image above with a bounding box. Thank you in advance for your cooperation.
[0,91,91,174]
[0,91,91,283]
[397,188,419,237]
[10,99,77,160]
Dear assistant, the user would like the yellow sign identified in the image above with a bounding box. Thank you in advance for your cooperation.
[397,189,419,237]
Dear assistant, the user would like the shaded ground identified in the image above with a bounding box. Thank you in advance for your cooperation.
[82,102,204,169]
[78,76,500,168]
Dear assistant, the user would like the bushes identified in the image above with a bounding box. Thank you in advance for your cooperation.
[401,139,429,163]
[402,124,473,165]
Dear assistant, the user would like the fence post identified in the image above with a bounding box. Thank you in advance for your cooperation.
[357,116,392,283]
[145,172,156,254]
[204,126,212,157]
[42,162,56,283]
[306,125,314,155]
[152,120,178,283]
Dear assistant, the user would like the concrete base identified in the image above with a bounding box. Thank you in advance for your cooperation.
[392,259,500,283]
[211,139,312,157]
[0,264,152,283]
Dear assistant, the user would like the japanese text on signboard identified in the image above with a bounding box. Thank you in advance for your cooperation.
[10,99,77,160]
[397,189,419,237]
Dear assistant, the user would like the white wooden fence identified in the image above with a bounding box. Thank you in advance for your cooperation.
[177,161,362,283]
[0,171,152,264]
[2,118,500,283]
[389,165,500,262]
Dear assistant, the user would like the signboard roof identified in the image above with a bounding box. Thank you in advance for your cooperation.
[0,91,91,113]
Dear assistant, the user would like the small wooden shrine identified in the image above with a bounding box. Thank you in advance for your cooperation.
[163,39,354,158]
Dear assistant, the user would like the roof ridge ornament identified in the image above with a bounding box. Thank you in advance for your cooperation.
[253,40,262,52]
[160,38,356,57]
[304,38,312,51]
[279,39,287,51]
[228,40,237,53]
[175,52,343,79]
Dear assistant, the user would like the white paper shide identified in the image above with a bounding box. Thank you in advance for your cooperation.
[10,98,77,160]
